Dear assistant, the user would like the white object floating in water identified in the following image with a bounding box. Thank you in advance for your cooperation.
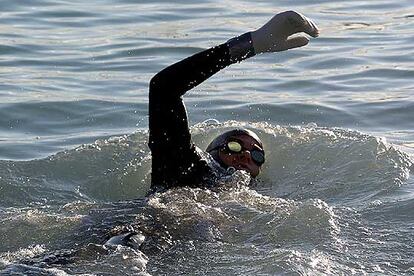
[104,232,145,249]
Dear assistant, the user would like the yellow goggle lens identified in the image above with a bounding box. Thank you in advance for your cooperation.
[227,141,242,152]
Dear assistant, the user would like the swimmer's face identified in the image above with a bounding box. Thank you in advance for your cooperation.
[218,134,264,177]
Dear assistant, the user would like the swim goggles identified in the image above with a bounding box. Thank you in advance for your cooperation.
[213,140,265,166]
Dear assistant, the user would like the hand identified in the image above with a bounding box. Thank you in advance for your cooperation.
[251,11,319,53]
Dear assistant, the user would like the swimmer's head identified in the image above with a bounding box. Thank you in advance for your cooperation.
[206,128,265,177]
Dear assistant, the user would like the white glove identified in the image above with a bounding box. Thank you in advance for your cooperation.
[251,10,319,53]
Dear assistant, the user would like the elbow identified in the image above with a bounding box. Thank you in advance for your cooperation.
[149,73,163,101]
[149,67,180,101]
[150,73,161,92]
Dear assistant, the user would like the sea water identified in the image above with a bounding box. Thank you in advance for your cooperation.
[0,0,413,275]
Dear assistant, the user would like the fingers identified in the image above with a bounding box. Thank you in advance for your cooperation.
[282,36,310,51]
[285,11,320,38]
[252,11,319,53]
[302,16,319,38]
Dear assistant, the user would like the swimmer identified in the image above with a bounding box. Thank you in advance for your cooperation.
[148,11,319,192]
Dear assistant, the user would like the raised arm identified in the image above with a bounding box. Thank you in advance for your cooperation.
[148,42,236,189]
[148,11,319,189]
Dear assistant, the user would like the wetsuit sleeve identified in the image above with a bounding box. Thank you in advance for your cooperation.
[149,32,255,190]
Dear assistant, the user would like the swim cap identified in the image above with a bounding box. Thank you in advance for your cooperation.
[206,128,263,158]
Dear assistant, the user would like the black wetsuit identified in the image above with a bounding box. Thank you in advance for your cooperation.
[148,32,255,191]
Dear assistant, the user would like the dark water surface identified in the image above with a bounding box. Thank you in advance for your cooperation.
[1,0,413,275]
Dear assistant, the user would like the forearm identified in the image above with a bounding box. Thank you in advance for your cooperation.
[149,10,319,99]
[149,32,255,100]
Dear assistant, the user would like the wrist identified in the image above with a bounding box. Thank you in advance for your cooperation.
[251,29,269,54]
[226,32,255,62]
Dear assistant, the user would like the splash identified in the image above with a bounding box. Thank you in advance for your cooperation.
[0,121,412,275]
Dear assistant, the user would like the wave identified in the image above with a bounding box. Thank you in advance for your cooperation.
[1,121,411,207]
[0,121,412,275]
